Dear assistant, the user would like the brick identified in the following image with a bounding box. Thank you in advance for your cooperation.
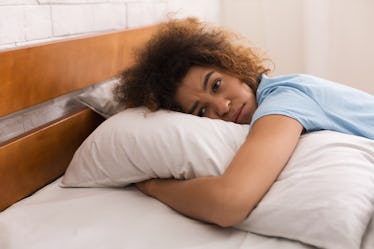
[0,7,25,44]
[0,43,16,50]
[39,0,104,4]
[51,5,94,36]
[167,0,221,23]
[127,2,168,28]
[24,6,52,40]
[0,0,37,5]
[107,0,146,2]
[16,35,78,47]
[92,4,126,31]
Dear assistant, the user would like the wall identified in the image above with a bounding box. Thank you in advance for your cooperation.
[221,0,304,76]
[0,0,221,50]
[221,0,374,94]
[0,0,221,143]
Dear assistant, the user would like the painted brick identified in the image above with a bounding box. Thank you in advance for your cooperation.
[127,2,168,28]
[1,0,221,48]
[0,0,37,5]
[39,0,104,4]
[0,6,25,44]
[51,5,94,36]
[168,0,221,23]
[108,0,143,2]
[16,34,83,47]
[24,6,52,40]
[0,43,16,50]
[92,4,126,31]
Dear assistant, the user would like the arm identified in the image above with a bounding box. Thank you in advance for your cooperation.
[136,115,303,227]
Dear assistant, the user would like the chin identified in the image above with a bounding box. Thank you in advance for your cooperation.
[241,114,253,125]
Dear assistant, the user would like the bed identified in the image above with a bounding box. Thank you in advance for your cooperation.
[1,23,374,249]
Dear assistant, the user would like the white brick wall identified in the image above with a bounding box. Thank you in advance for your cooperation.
[0,0,221,50]
[0,0,222,143]
[167,0,221,23]
[0,0,37,4]
[0,7,25,45]
[126,1,168,28]
[25,6,52,40]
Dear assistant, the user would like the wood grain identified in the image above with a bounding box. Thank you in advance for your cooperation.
[0,25,158,117]
[0,108,103,211]
[0,24,159,212]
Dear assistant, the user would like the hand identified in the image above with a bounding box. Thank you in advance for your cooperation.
[131,115,303,227]
[135,179,157,196]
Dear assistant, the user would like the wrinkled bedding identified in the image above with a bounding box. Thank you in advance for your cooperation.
[0,178,313,249]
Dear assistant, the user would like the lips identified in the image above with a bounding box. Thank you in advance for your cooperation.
[233,104,244,123]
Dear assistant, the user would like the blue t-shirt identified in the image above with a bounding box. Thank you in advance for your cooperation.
[250,74,374,139]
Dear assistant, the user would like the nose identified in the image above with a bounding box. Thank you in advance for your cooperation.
[212,97,231,117]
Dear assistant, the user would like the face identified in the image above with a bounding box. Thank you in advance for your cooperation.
[175,66,257,124]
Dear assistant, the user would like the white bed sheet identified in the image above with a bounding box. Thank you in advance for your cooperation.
[363,216,374,249]
[0,178,315,249]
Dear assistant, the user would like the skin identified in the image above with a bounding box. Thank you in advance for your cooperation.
[175,66,258,124]
[136,66,304,227]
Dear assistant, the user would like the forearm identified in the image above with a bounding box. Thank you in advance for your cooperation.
[136,176,251,227]
[137,116,303,227]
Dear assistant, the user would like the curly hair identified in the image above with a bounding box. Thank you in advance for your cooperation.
[114,18,271,112]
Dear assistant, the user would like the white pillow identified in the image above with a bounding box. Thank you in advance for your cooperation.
[77,78,124,118]
[61,107,249,187]
[236,131,374,249]
[62,106,374,249]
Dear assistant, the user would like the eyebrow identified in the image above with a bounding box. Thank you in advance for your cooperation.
[188,70,214,114]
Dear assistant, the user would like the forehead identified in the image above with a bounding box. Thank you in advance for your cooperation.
[181,66,212,89]
[175,66,213,111]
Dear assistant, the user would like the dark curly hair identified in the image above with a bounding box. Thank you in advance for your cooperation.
[114,18,271,112]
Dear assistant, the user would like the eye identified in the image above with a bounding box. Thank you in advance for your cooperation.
[198,107,207,117]
[212,79,221,92]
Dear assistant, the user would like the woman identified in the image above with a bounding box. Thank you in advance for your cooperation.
[114,18,374,227]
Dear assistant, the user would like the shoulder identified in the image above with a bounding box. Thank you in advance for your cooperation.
[256,74,310,104]
[258,73,318,89]
[256,73,333,103]
[251,74,328,130]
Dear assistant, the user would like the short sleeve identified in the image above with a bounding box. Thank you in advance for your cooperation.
[250,86,328,132]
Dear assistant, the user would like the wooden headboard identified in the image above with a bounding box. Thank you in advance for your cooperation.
[0,25,159,211]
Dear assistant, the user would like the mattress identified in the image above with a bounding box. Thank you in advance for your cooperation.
[0,178,314,249]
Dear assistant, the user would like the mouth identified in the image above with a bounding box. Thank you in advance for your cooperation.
[233,104,245,123]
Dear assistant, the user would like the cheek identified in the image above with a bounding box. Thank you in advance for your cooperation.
[175,88,188,111]
[175,88,197,113]
[241,83,256,101]
[249,90,257,103]
[242,84,257,113]
[249,91,257,110]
